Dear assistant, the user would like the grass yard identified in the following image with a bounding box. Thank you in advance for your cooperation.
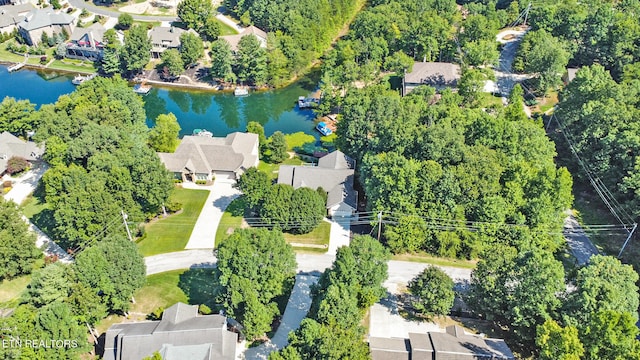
[137,187,209,256]
[21,195,56,238]
[391,252,477,270]
[215,197,246,245]
[0,275,30,308]
[95,268,217,335]
[283,220,331,249]
[217,19,238,36]
[257,157,305,180]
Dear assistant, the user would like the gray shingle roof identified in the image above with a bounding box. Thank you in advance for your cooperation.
[277,150,356,210]
[148,26,185,48]
[70,22,105,45]
[370,337,410,360]
[0,131,43,173]
[404,62,461,86]
[219,25,267,52]
[18,7,73,31]
[157,132,259,175]
[103,302,238,360]
[0,3,32,28]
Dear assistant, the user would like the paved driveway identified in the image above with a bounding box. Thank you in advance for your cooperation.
[3,162,48,205]
[183,178,240,249]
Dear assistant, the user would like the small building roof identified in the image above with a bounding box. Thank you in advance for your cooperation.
[18,7,73,31]
[404,62,461,86]
[0,131,43,173]
[158,132,259,175]
[566,67,580,83]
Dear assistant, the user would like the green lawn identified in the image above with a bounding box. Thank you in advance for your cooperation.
[391,252,477,270]
[217,19,238,36]
[137,188,209,256]
[283,221,331,248]
[0,275,31,308]
[215,197,246,245]
[95,268,217,335]
[257,157,305,180]
[21,195,56,238]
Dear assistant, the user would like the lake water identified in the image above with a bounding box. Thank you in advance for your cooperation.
[0,65,320,137]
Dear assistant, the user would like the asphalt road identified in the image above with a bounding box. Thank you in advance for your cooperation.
[564,214,599,265]
[68,0,178,21]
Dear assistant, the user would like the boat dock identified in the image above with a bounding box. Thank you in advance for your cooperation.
[319,114,338,133]
[7,54,28,72]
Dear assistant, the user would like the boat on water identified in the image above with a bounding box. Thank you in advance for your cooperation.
[234,87,249,96]
[316,122,332,136]
[297,96,320,109]
[133,83,152,95]
[72,73,96,85]
[192,128,213,137]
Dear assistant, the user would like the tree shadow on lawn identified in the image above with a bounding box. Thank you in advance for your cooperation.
[178,267,221,310]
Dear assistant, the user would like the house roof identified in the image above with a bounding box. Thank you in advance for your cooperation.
[567,67,579,82]
[148,26,187,48]
[370,326,514,360]
[219,25,267,52]
[157,132,259,175]
[404,62,461,86]
[0,131,43,172]
[70,22,105,46]
[369,337,410,360]
[103,302,237,360]
[18,7,73,31]
[277,150,357,210]
[0,3,33,28]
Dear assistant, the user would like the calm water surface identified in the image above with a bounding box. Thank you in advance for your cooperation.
[0,65,319,137]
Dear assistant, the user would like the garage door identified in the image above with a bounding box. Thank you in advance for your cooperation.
[213,171,236,183]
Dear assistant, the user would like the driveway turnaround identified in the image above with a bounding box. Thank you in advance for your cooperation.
[3,162,48,206]
[183,179,240,249]
[369,299,442,338]
[244,275,318,360]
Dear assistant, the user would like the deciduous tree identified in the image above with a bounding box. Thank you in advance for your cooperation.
[408,266,455,318]
[122,25,151,73]
[148,113,181,152]
[0,198,41,280]
[180,32,204,67]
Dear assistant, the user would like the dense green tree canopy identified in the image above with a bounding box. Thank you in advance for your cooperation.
[121,24,151,73]
[0,198,41,280]
[210,39,235,83]
[235,35,268,86]
[34,77,173,249]
[161,49,184,78]
[216,228,296,339]
[179,32,204,67]
[148,113,181,152]
[177,0,213,32]
[536,319,584,360]
[513,29,570,93]
[408,266,455,318]
[0,96,37,137]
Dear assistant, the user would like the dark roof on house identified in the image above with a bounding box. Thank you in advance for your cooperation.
[157,132,259,175]
[369,326,515,360]
[0,131,43,172]
[18,7,73,31]
[0,3,33,28]
[103,302,237,360]
[277,150,357,210]
[404,62,461,86]
[219,25,268,52]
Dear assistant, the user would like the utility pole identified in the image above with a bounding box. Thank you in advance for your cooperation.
[121,210,133,241]
[377,211,383,242]
[618,223,637,258]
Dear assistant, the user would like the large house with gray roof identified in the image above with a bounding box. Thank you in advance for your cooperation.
[148,26,197,59]
[369,325,515,360]
[157,132,259,182]
[402,62,461,95]
[278,150,357,218]
[104,302,238,360]
[17,7,75,46]
[0,3,33,35]
[0,131,43,175]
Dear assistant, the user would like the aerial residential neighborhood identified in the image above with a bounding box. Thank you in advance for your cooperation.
[0,0,639,359]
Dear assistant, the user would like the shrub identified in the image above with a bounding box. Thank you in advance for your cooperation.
[3,180,12,188]
[173,179,183,183]
[199,304,212,315]
[6,156,29,175]
[195,180,207,185]
[164,200,183,213]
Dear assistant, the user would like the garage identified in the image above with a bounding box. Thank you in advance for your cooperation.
[213,171,236,183]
